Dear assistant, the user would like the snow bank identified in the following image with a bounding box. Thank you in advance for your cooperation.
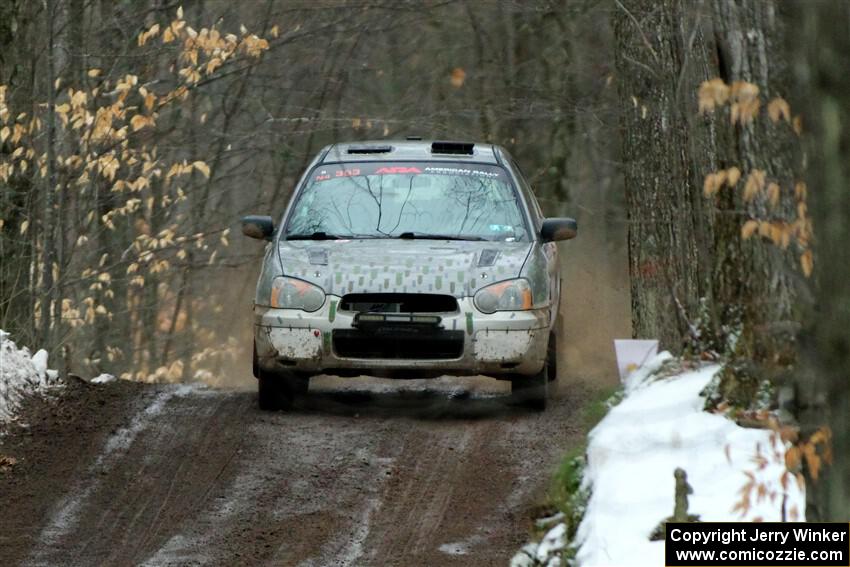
[511,522,568,567]
[1,330,59,424]
[91,373,117,384]
[575,353,805,566]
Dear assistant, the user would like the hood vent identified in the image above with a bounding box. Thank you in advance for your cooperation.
[477,249,500,267]
[431,141,474,155]
[306,249,329,265]
[347,145,392,154]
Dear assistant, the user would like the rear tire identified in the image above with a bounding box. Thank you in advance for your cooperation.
[510,366,548,411]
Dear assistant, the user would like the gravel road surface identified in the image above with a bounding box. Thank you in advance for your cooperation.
[0,375,590,566]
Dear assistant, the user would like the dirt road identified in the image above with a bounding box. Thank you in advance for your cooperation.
[1,375,590,566]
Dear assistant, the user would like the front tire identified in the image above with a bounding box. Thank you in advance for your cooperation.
[510,366,548,411]
[258,371,309,411]
[546,330,558,383]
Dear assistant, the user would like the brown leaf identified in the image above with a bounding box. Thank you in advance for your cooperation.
[698,78,729,113]
[743,169,766,202]
[779,426,799,444]
[801,249,814,278]
[767,182,780,209]
[793,115,803,135]
[741,220,759,240]
[703,173,718,197]
[450,67,466,88]
[785,446,802,472]
[726,166,741,187]
[767,97,791,123]
[794,181,808,201]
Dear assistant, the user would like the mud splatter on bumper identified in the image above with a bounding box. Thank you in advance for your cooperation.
[254,297,550,377]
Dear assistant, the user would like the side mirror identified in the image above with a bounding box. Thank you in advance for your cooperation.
[540,217,577,242]
[242,215,275,241]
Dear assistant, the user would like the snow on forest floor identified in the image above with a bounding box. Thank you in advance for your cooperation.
[514,352,805,567]
[0,330,60,425]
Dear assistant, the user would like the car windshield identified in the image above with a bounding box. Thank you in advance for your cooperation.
[285,162,529,241]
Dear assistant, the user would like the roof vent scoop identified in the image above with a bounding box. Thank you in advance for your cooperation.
[431,141,474,155]
[347,145,392,154]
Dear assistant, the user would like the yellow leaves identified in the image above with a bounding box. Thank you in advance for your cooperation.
[87,68,101,78]
[700,78,798,127]
[766,182,780,209]
[741,220,759,240]
[726,166,741,188]
[698,78,729,114]
[743,169,766,202]
[20,219,29,235]
[450,67,466,88]
[205,57,223,75]
[703,171,724,197]
[178,66,202,84]
[794,181,807,201]
[163,26,176,43]
[729,80,760,125]
[130,113,157,132]
[702,167,742,197]
[0,125,8,142]
[138,23,160,46]
[192,160,210,178]
[741,220,792,250]
[241,34,269,58]
[270,24,280,38]
[767,97,790,123]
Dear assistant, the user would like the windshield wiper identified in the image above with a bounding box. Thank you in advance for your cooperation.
[286,232,388,240]
[396,231,486,241]
[286,232,341,240]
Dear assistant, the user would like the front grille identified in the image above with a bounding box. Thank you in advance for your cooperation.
[339,293,458,313]
[333,329,464,360]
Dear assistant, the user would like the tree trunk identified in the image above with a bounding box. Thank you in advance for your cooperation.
[708,1,799,406]
[40,0,57,347]
[613,0,715,352]
[787,0,850,523]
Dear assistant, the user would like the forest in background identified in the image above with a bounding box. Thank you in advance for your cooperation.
[0,0,846,521]
[0,0,626,385]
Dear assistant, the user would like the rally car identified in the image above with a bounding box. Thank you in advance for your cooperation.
[243,139,576,410]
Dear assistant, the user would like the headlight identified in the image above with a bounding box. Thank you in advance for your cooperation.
[474,278,533,314]
[270,277,325,311]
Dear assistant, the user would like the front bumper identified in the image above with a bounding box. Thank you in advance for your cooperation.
[253,297,550,378]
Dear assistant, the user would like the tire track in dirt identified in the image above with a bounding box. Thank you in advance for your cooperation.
[2,378,590,566]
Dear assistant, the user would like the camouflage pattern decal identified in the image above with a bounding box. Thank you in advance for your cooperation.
[275,240,532,299]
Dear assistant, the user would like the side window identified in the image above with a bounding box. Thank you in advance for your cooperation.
[510,159,544,229]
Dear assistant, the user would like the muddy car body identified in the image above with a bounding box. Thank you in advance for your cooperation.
[243,140,577,410]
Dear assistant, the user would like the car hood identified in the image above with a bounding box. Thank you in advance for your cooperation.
[277,239,532,298]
